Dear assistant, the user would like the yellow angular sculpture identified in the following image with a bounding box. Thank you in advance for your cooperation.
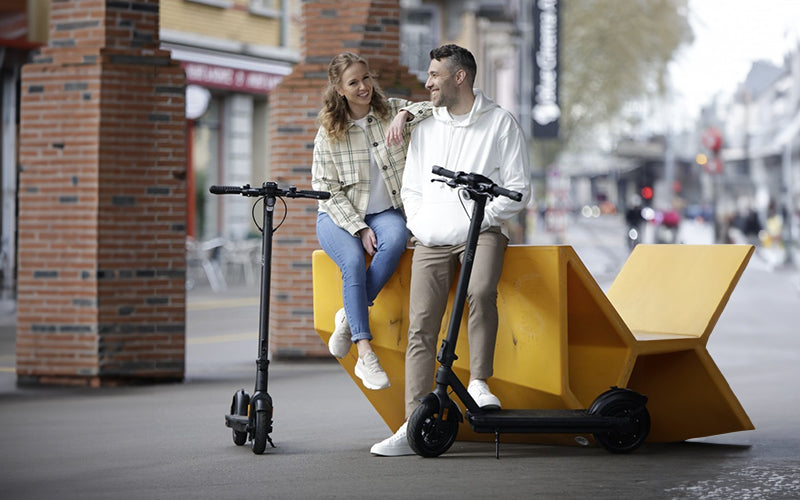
[312,244,754,445]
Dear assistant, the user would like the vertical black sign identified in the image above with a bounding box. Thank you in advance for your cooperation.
[533,0,560,139]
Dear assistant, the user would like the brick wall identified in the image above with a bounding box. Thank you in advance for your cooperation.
[16,0,187,386]
[267,0,428,357]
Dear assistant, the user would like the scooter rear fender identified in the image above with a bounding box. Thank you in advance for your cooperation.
[588,387,647,415]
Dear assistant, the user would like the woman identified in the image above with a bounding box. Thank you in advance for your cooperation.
[312,52,429,390]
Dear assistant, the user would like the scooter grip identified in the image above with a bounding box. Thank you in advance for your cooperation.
[293,189,331,200]
[432,165,456,178]
[209,185,242,195]
[491,185,523,202]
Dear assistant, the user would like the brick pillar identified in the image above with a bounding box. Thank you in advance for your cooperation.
[16,0,186,386]
[267,0,428,357]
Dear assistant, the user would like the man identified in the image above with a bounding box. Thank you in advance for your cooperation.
[370,44,532,456]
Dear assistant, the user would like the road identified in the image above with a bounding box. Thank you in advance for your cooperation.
[1,214,799,499]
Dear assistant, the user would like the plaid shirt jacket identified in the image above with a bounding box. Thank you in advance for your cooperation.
[312,98,430,236]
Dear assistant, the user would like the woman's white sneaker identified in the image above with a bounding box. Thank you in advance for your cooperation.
[354,351,390,390]
[370,422,414,456]
[328,308,351,358]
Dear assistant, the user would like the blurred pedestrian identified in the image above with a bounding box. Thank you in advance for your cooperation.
[625,195,644,249]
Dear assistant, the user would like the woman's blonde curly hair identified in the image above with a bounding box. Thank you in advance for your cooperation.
[317,52,390,141]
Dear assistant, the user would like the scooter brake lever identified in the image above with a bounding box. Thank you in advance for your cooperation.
[431,178,459,188]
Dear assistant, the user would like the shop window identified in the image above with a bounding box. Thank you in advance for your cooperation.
[401,6,440,82]
[192,96,221,241]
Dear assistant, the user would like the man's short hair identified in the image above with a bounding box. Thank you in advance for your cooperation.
[430,44,476,87]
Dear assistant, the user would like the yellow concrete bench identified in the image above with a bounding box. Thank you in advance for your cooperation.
[607,244,754,441]
[312,244,754,445]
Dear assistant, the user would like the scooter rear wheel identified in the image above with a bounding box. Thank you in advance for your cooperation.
[231,390,250,446]
[591,391,650,453]
[407,398,460,457]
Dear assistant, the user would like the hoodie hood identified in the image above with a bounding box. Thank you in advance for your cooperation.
[431,89,499,127]
[401,88,532,247]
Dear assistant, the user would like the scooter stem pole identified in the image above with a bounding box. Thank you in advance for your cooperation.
[437,192,488,367]
[255,182,276,393]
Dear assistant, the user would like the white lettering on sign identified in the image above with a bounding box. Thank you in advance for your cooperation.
[183,62,283,93]
[533,0,561,128]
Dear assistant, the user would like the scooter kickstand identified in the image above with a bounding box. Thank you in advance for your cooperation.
[495,430,501,459]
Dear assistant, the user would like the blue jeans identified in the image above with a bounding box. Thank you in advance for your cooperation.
[316,208,408,342]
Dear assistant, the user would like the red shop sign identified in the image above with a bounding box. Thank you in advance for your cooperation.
[182,62,283,93]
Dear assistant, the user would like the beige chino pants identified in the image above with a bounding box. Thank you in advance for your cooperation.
[404,227,508,418]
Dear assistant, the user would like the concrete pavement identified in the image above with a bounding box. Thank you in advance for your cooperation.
[1,215,799,499]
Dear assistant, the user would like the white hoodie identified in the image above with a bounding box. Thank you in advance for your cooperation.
[401,90,532,246]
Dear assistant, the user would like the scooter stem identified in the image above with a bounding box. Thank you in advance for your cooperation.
[255,182,277,394]
[432,189,490,415]
[436,190,488,368]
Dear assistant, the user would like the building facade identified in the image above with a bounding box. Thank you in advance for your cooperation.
[684,49,800,252]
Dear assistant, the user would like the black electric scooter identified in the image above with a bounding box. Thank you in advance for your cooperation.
[210,181,329,454]
[405,166,650,458]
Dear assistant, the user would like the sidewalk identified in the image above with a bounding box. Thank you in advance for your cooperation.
[0,299,16,394]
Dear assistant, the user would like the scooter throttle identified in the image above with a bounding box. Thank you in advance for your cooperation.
[289,189,330,200]
[490,185,523,202]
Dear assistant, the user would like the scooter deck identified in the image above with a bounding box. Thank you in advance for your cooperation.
[225,414,248,432]
[467,409,622,434]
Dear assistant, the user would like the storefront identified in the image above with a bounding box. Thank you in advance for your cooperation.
[165,44,293,242]
[0,1,48,299]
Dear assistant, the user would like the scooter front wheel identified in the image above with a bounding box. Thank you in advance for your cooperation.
[251,410,271,455]
[407,397,460,457]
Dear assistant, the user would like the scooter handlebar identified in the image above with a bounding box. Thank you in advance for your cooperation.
[431,165,522,202]
[209,184,330,200]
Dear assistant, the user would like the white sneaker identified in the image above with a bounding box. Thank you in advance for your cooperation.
[370,422,414,456]
[354,351,390,390]
[328,308,351,358]
[468,379,501,410]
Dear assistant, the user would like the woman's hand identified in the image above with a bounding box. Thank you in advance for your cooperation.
[359,227,377,256]
[386,111,411,146]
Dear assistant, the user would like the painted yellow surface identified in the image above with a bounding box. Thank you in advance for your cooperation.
[312,244,754,445]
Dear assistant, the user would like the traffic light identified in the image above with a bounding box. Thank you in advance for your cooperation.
[640,186,653,201]
[700,128,724,175]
